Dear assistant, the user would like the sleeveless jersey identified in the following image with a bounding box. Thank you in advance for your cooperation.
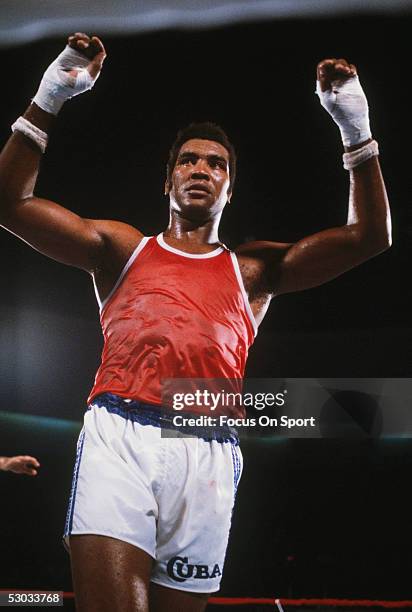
[88,234,257,417]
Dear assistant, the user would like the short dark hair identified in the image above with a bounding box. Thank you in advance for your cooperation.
[166,122,236,194]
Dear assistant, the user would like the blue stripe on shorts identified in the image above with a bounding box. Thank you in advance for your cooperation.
[230,443,242,495]
[64,427,85,536]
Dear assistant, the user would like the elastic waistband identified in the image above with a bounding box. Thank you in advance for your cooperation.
[88,393,239,445]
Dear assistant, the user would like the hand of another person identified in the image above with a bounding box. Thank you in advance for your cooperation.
[1,455,40,476]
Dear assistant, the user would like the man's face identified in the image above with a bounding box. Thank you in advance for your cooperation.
[166,139,231,219]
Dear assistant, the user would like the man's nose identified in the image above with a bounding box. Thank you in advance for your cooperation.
[190,159,210,180]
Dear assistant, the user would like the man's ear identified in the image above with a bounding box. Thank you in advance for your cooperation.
[227,190,232,204]
[164,179,170,196]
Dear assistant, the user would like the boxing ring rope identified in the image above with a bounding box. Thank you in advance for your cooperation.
[58,592,412,608]
[2,592,412,609]
[208,597,412,608]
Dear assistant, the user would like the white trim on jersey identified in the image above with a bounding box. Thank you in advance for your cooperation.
[157,232,224,259]
[94,236,152,313]
[229,252,258,337]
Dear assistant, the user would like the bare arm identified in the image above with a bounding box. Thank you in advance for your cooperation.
[0,34,140,274]
[0,100,106,271]
[275,153,391,295]
[238,58,391,299]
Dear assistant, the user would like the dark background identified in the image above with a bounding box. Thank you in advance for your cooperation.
[0,12,411,609]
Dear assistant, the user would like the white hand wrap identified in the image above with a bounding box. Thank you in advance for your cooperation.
[33,45,98,115]
[316,75,372,147]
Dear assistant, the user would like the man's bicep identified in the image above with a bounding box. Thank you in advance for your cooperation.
[1,196,104,271]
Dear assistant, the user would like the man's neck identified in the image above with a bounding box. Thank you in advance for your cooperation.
[165,212,222,247]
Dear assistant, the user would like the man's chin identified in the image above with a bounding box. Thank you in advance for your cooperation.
[173,199,219,221]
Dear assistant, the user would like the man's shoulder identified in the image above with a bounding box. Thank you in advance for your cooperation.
[233,240,294,297]
[90,219,146,275]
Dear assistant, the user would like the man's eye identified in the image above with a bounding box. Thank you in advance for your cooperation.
[210,159,226,170]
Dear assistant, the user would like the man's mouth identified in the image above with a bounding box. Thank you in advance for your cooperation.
[185,183,211,194]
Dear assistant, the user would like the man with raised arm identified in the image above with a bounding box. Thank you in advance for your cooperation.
[0,33,391,612]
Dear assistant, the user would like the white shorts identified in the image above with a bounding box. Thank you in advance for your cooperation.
[63,395,243,593]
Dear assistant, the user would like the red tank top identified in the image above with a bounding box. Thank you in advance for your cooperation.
[88,234,257,415]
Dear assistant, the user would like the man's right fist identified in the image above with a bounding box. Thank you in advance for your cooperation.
[32,33,106,116]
